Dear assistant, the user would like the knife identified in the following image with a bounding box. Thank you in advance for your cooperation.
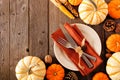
[60,24,95,68]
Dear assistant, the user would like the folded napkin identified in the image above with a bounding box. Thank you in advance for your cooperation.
[51,23,103,76]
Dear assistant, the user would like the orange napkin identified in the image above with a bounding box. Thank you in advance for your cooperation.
[51,23,103,76]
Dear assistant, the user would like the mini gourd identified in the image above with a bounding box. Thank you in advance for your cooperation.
[106,52,120,80]
[108,0,120,19]
[106,34,120,52]
[92,72,109,80]
[78,0,108,25]
[46,64,65,80]
[15,56,46,80]
[68,0,82,6]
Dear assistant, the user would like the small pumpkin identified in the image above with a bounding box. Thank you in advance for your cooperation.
[106,34,120,52]
[68,0,82,6]
[78,0,108,25]
[106,52,120,80]
[15,56,46,80]
[108,0,120,19]
[92,72,109,80]
[46,64,65,80]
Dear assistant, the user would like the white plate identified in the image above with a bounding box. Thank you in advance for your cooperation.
[54,23,102,71]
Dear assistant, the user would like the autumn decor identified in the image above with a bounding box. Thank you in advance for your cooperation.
[108,0,120,19]
[59,0,79,17]
[50,0,75,19]
[115,23,120,33]
[106,52,120,80]
[92,72,109,80]
[106,34,120,52]
[68,0,82,6]
[44,55,53,64]
[105,53,112,58]
[78,0,108,25]
[46,64,65,80]
[15,56,46,80]
[51,22,103,76]
[65,71,78,80]
[103,19,116,32]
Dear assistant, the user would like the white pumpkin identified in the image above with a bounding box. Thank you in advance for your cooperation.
[106,52,120,80]
[15,56,46,80]
[78,0,108,25]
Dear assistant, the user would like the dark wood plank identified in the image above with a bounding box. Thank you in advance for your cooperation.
[9,0,28,79]
[0,0,9,80]
[29,0,48,59]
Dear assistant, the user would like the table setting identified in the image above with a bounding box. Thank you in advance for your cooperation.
[6,0,120,80]
[15,0,120,80]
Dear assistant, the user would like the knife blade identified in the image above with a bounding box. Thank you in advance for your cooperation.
[60,24,78,48]
[59,24,94,68]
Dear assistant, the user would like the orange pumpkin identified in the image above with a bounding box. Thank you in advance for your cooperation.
[108,0,120,19]
[68,0,82,6]
[92,72,109,80]
[46,64,65,80]
[106,34,120,52]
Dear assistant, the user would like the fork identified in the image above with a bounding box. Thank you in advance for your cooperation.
[57,37,96,62]
[57,37,96,68]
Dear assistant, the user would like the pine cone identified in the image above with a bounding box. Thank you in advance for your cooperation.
[103,19,116,32]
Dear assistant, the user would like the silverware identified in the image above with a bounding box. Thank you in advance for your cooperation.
[81,38,96,62]
[59,24,97,68]
[60,24,96,59]
[57,37,96,62]
[57,37,94,68]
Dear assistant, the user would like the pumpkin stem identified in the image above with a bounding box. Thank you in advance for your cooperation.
[116,42,120,47]
[117,5,120,10]
[28,67,32,75]
[53,72,57,76]
[89,0,97,11]
[27,64,38,75]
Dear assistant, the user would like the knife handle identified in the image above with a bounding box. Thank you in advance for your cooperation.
[83,52,96,62]
[82,55,93,68]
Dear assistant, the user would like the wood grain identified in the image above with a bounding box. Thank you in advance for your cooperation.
[0,0,9,79]
[29,0,48,59]
[9,0,28,79]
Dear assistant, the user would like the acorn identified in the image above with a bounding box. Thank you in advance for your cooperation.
[44,55,52,64]
[105,53,112,58]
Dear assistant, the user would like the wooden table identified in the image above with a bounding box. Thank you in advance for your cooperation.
[0,0,119,80]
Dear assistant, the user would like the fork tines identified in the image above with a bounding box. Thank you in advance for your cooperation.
[57,37,67,45]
